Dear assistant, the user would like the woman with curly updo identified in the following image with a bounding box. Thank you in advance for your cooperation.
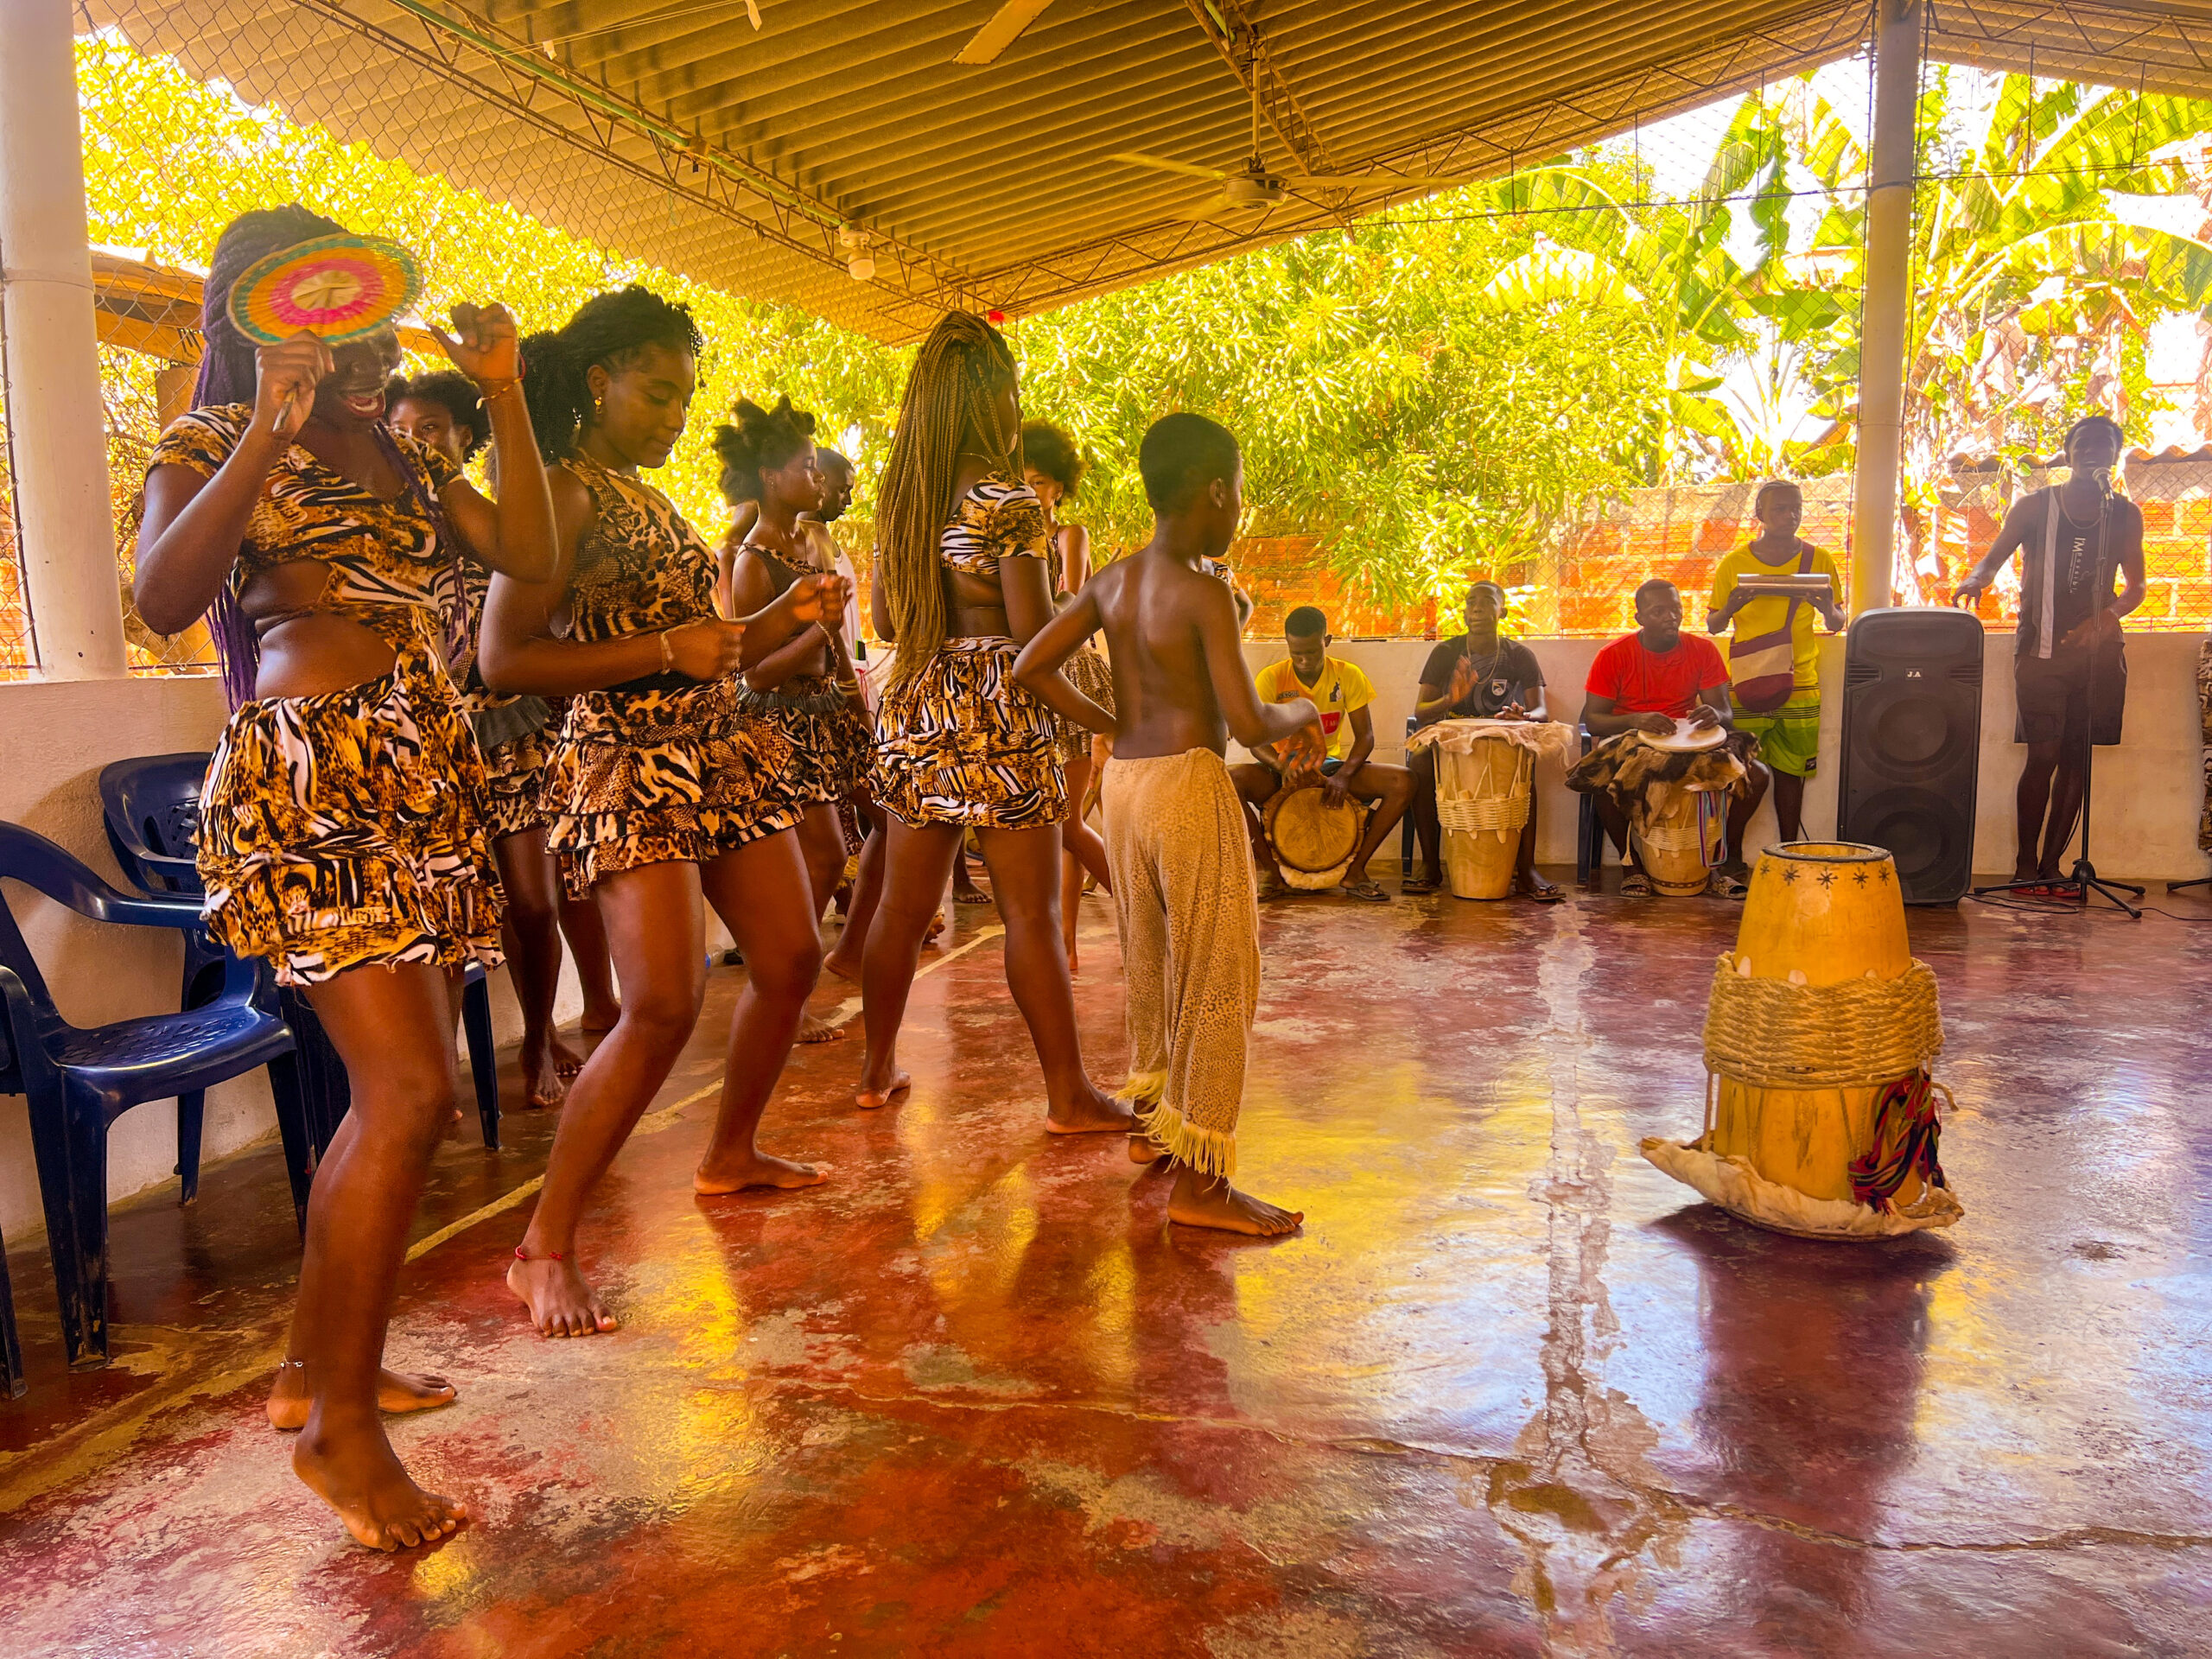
[714,396,877,1034]
[134,206,559,1550]
[857,312,1127,1132]
[1020,419,1115,974]
[481,287,847,1340]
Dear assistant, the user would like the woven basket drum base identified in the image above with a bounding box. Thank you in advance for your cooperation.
[1267,785,1368,889]
[1639,1136,1963,1239]
[1437,739,1529,900]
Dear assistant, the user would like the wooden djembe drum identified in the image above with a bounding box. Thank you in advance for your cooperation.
[1639,841,1964,1239]
[1264,785,1369,891]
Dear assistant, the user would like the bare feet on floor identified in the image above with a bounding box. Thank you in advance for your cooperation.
[1166,1168,1303,1236]
[581,1001,620,1036]
[1046,1084,1136,1135]
[822,947,862,985]
[519,1032,568,1108]
[291,1415,467,1551]
[693,1150,828,1193]
[550,1032,591,1080]
[266,1363,456,1431]
[1128,1133,1172,1170]
[855,1068,912,1110]
[798,1008,850,1045]
[506,1252,619,1338]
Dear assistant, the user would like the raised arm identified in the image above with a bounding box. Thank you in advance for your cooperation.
[134,332,330,635]
[1012,582,1113,735]
[421,305,556,583]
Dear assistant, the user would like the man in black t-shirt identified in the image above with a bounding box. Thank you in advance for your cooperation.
[1404,581,1560,899]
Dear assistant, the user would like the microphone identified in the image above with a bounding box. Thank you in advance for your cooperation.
[2090,464,2114,504]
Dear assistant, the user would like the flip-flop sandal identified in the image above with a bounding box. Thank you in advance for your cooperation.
[1257,874,1292,901]
[1619,871,1655,898]
[1516,877,1566,905]
[1401,874,1442,896]
[1714,872,1750,899]
[1338,878,1390,903]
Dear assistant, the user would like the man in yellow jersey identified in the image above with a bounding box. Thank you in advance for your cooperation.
[1230,607,1413,901]
[1707,481,1846,853]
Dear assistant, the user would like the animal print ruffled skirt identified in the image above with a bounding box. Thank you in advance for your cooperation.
[471,705,556,842]
[741,673,875,810]
[195,642,504,987]
[543,677,798,898]
[1058,644,1115,763]
[873,636,1066,830]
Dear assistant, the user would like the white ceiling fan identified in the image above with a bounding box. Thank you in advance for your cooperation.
[1110,67,1471,222]
[955,0,1058,65]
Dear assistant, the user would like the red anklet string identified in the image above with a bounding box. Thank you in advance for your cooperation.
[515,1245,565,1262]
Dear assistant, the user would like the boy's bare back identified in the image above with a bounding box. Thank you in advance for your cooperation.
[1089,550,1245,760]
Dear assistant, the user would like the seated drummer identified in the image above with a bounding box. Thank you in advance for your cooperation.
[1230,606,1413,902]
[1405,580,1560,902]
[1580,579,1770,898]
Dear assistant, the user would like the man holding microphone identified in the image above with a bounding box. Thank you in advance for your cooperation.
[1952,415,2145,892]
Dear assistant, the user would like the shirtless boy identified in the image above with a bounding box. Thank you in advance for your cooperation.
[1014,412,1316,1236]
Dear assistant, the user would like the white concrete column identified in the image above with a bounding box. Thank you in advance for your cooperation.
[0,0,130,679]
[1849,0,1923,618]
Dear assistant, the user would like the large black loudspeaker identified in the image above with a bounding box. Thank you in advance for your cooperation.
[1837,607,1985,905]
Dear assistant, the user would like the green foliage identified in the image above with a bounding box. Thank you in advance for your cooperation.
[1012,168,1668,610]
[77,33,910,537]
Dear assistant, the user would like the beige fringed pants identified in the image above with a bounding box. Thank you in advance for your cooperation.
[1102,747,1262,1179]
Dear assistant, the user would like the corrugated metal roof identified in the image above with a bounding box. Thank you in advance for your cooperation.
[79,0,2212,342]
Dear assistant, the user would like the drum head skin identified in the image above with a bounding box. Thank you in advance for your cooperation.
[1645,717,1727,753]
[229,234,422,346]
[1267,785,1363,874]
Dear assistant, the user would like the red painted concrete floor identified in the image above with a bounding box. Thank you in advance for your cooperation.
[4,875,2212,1656]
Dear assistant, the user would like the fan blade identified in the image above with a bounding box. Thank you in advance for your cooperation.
[955,0,1056,65]
[1110,151,1231,182]
[1287,172,1472,188]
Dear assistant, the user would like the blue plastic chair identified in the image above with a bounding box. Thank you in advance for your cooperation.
[0,820,303,1370]
[0,1226,22,1398]
[98,755,504,1166]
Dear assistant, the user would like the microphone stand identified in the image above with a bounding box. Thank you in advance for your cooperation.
[1974,467,2144,917]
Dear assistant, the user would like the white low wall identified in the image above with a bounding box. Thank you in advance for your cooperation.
[0,677,575,1243]
[1236,626,2212,881]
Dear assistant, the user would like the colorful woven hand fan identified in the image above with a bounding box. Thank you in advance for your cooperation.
[228,234,422,346]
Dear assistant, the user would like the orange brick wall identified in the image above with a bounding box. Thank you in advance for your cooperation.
[835,461,2212,648]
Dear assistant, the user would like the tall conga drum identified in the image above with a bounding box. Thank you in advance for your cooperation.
[1433,720,1531,900]
[1265,785,1369,892]
[1640,841,1963,1239]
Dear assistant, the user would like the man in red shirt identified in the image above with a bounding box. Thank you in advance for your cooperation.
[1580,580,1771,896]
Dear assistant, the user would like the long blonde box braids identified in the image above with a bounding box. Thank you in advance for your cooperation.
[877,311,1022,687]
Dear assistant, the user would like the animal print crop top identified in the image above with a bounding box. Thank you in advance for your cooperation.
[146,404,465,651]
[558,450,719,645]
[940,478,1050,577]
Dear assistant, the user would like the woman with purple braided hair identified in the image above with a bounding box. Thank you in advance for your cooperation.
[133,205,558,1551]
